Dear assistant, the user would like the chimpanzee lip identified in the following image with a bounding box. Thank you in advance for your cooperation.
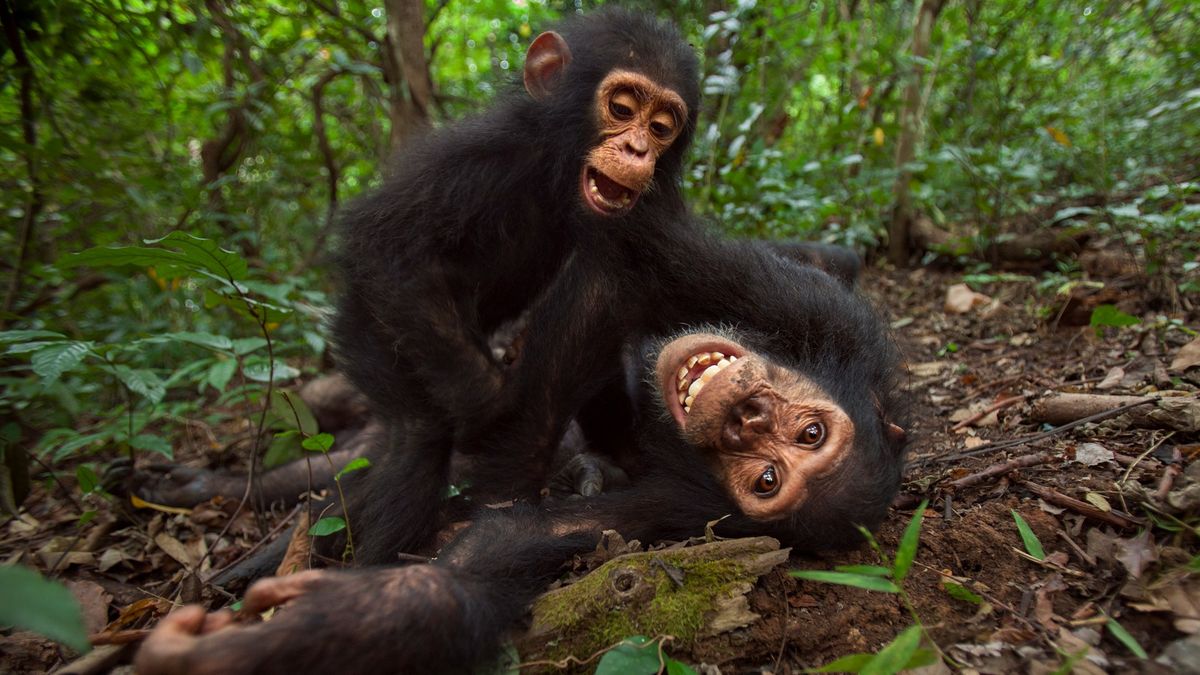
[580,165,637,215]
[658,335,745,428]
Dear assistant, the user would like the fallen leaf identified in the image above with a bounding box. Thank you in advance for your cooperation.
[154,532,194,571]
[1084,492,1111,512]
[1163,581,1200,633]
[66,580,112,634]
[910,361,949,378]
[1035,575,1068,631]
[1073,443,1114,467]
[964,437,988,449]
[945,284,992,314]
[1113,530,1157,580]
[1169,337,1200,372]
[1096,367,1125,390]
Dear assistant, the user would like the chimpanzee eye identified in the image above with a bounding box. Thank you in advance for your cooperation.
[609,99,634,119]
[650,121,673,138]
[753,466,779,497]
[797,422,826,447]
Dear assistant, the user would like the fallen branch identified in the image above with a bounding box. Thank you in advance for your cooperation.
[945,452,1053,489]
[1019,480,1145,529]
[951,394,1026,431]
[1031,392,1199,432]
[919,396,1159,466]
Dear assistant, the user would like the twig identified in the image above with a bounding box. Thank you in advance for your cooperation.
[919,396,1159,466]
[1056,530,1096,567]
[90,629,151,646]
[945,452,1052,489]
[1154,447,1184,502]
[204,503,303,584]
[1019,480,1144,529]
[950,394,1026,431]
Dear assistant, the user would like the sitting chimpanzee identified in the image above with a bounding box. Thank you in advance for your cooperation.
[134,232,907,674]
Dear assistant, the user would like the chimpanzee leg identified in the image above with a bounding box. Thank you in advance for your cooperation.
[316,414,453,565]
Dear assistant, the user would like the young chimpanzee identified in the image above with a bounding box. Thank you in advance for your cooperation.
[134,234,908,674]
[327,8,701,563]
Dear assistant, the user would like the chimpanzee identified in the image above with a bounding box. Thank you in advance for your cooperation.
[134,231,908,674]
[325,8,702,563]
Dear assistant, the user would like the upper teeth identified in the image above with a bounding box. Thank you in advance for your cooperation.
[676,351,736,414]
[589,176,632,209]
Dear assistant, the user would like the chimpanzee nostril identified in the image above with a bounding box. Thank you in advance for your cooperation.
[721,395,774,450]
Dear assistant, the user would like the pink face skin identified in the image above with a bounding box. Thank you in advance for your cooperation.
[654,333,855,520]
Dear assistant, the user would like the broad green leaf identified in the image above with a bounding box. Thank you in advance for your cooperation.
[790,570,900,593]
[308,517,346,536]
[130,434,173,458]
[596,636,660,675]
[244,359,300,384]
[810,652,873,672]
[834,565,892,577]
[271,391,318,435]
[0,330,65,344]
[893,499,928,583]
[76,465,100,494]
[230,337,268,355]
[144,232,248,280]
[32,342,93,383]
[156,332,234,351]
[302,433,335,453]
[860,625,923,675]
[206,358,237,392]
[1011,511,1046,560]
[942,581,983,605]
[1090,305,1140,328]
[264,433,304,469]
[666,658,698,675]
[335,457,371,480]
[0,565,90,653]
[1105,615,1147,658]
[112,365,166,404]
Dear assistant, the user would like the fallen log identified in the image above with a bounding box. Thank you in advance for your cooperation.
[1030,393,1198,432]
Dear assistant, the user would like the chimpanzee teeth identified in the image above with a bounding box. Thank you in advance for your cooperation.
[675,351,736,414]
[588,176,631,210]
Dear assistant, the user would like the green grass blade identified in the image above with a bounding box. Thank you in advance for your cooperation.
[893,499,928,583]
[1105,615,1147,658]
[1011,510,1045,560]
[860,625,923,675]
[790,570,900,593]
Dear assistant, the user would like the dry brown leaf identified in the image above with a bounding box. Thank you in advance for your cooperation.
[1163,581,1200,634]
[1096,367,1125,390]
[154,532,194,570]
[275,511,311,576]
[66,579,112,634]
[945,283,992,314]
[964,436,988,449]
[1113,530,1158,580]
[910,361,949,378]
[1073,443,1114,467]
[1169,337,1200,372]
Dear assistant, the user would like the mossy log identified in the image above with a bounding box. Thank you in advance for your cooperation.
[517,536,789,663]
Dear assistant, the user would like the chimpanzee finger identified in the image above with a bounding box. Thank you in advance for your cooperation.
[200,609,235,634]
[242,570,328,612]
[134,605,207,675]
[575,461,603,497]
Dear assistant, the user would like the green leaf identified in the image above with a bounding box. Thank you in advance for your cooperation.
[1089,304,1140,328]
[1105,615,1147,658]
[596,636,660,675]
[860,625,923,675]
[665,658,698,675]
[1011,511,1045,560]
[230,337,268,355]
[302,433,335,453]
[0,329,65,344]
[206,358,237,392]
[130,434,173,459]
[112,365,166,404]
[833,565,893,577]
[790,570,900,593]
[32,342,93,383]
[308,517,346,537]
[76,465,100,494]
[158,332,234,351]
[0,565,91,653]
[942,581,983,605]
[893,499,928,583]
[335,457,371,480]
[244,359,300,384]
[271,391,318,435]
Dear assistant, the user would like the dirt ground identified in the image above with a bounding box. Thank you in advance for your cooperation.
[2,248,1199,673]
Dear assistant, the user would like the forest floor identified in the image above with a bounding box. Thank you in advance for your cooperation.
[2,245,1199,674]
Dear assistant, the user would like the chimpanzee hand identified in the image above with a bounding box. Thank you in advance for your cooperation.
[549,452,630,498]
[107,460,236,507]
[135,566,493,675]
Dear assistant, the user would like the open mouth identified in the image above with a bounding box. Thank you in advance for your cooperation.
[581,165,637,215]
[657,335,746,427]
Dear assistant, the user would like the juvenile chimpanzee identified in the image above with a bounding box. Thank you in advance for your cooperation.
[329,8,701,563]
[134,235,908,674]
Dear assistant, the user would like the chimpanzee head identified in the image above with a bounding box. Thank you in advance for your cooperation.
[646,269,908,548]
[520,9,701,217]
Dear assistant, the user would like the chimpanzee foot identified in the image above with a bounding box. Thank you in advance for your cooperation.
[117,462,234,507]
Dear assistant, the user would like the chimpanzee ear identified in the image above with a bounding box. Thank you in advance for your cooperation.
[524,31,572,101]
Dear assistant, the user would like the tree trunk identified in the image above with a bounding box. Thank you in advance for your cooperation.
[887,0,945,266]
[383,0,432,150]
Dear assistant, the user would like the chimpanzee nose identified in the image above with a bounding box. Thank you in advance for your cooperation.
[721,395,774,451]
[623,133,649,158]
